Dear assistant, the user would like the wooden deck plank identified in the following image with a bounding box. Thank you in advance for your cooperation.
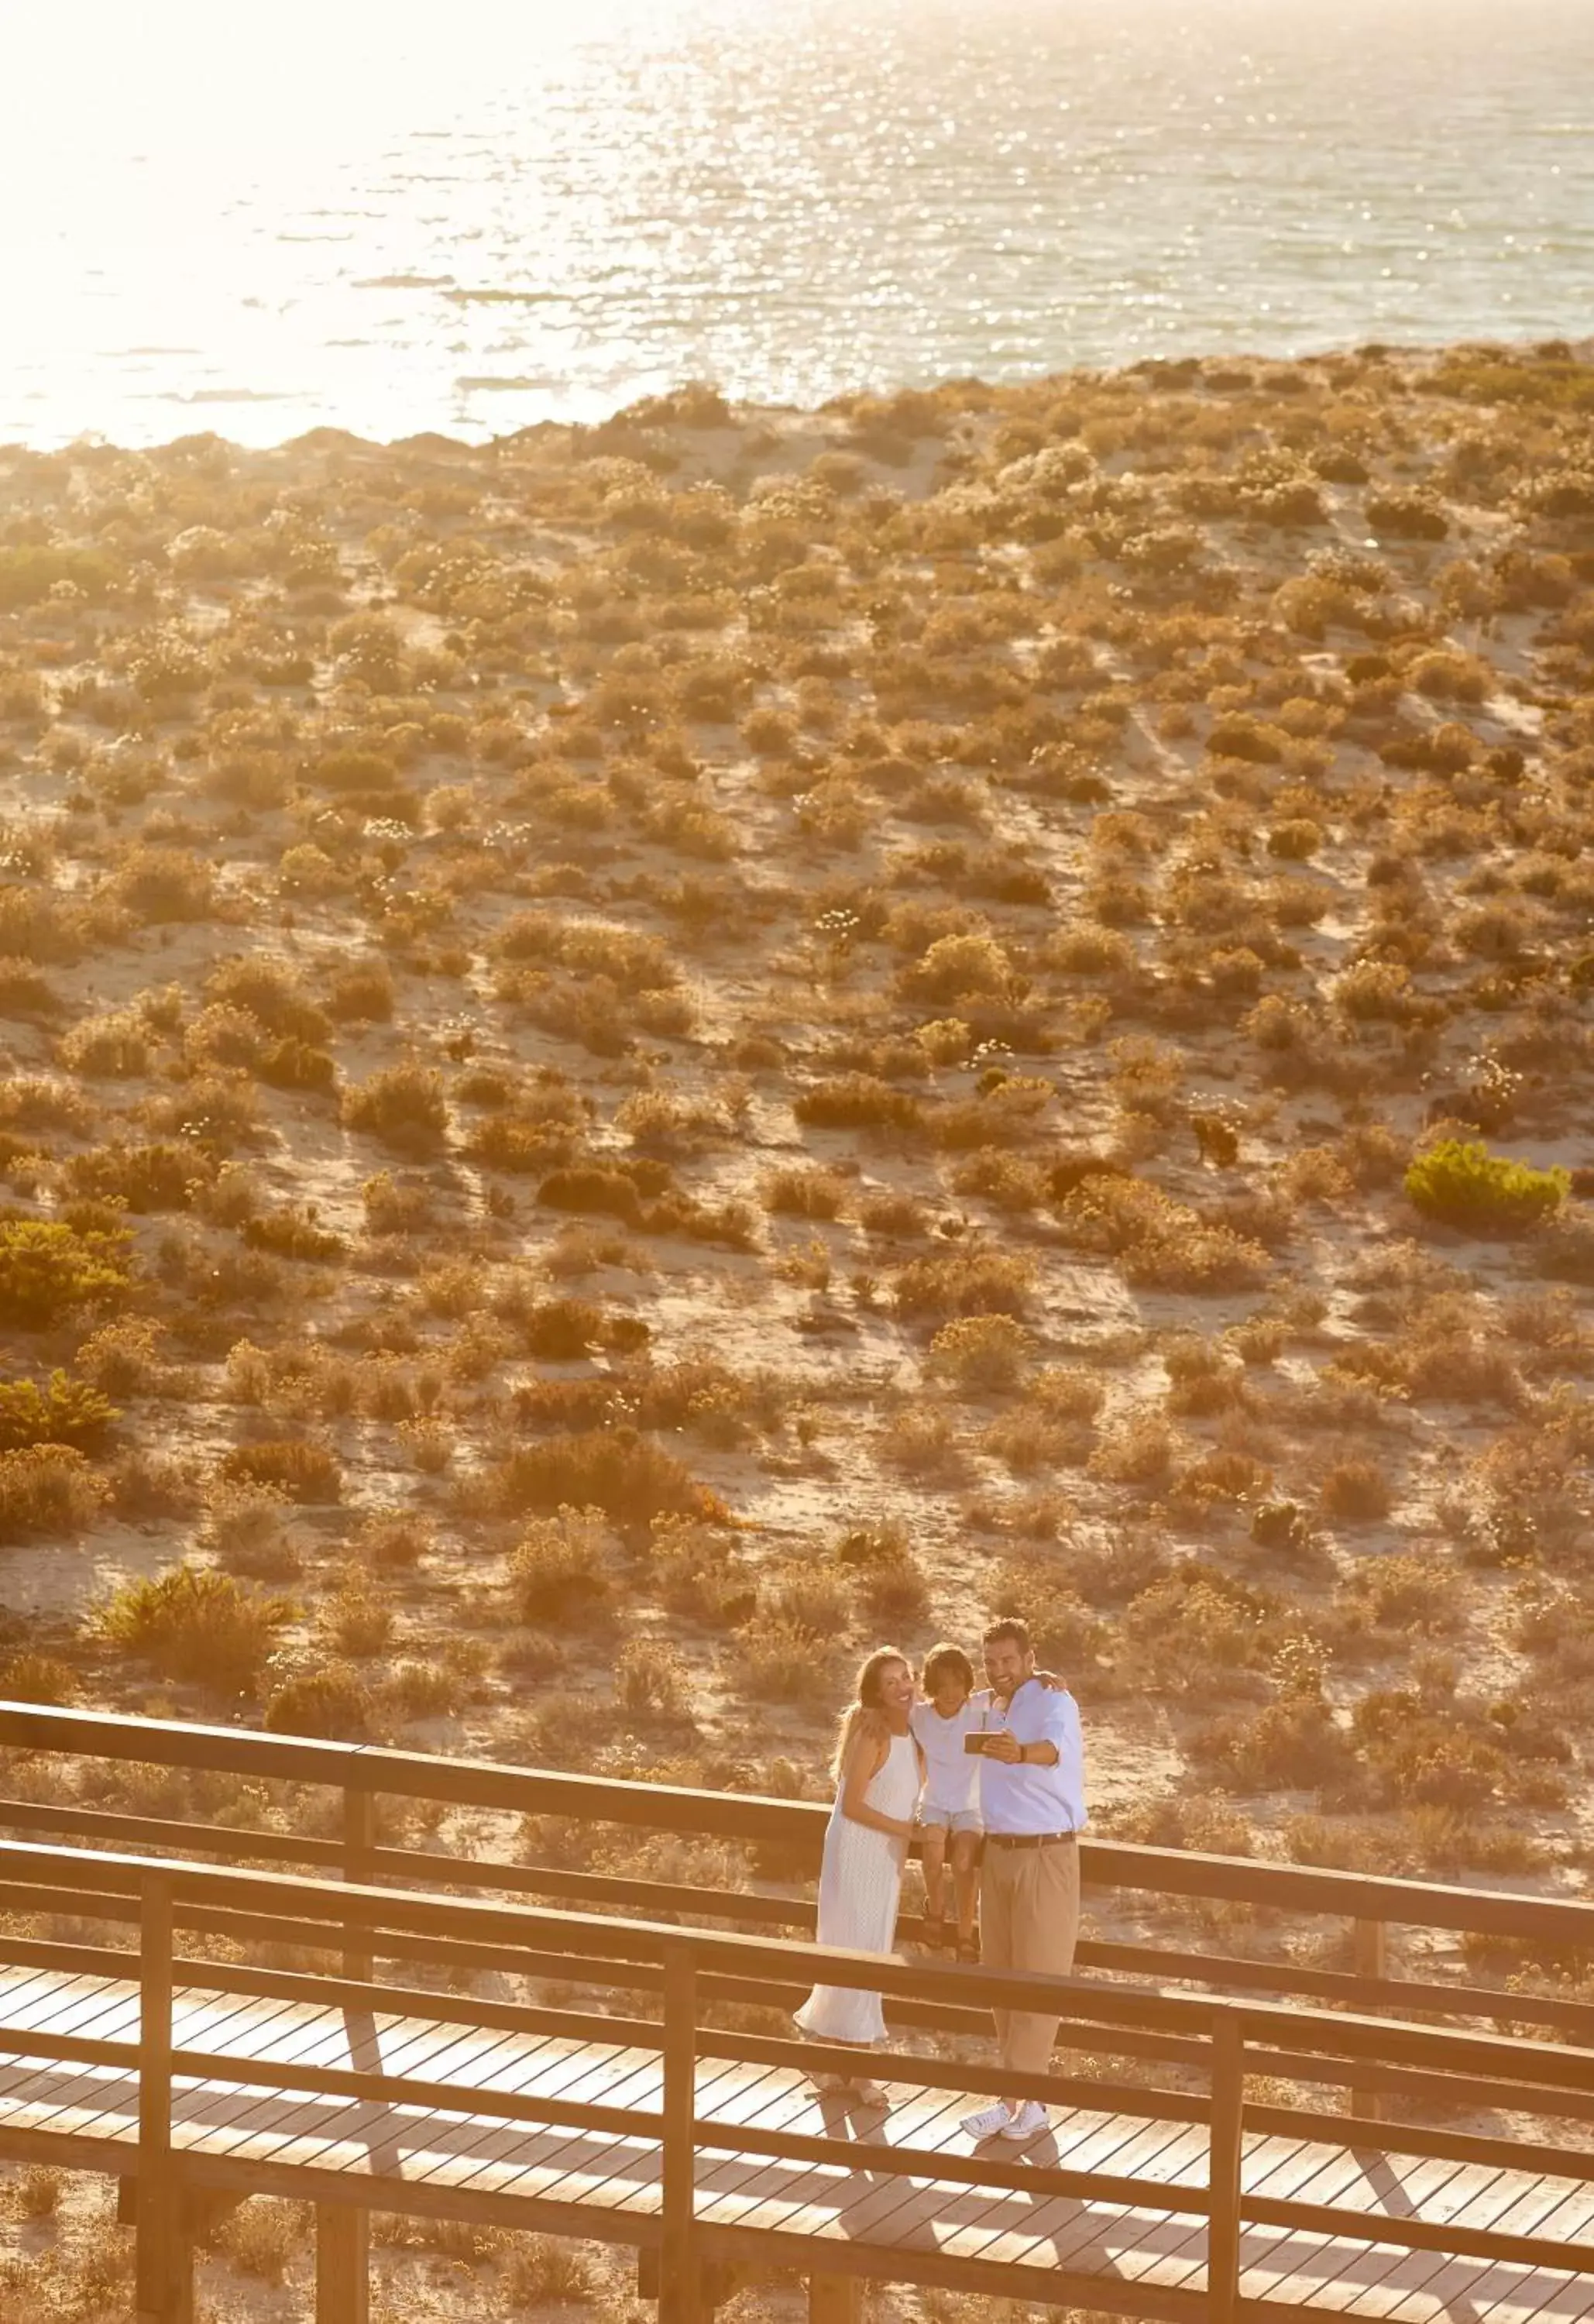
[923,2116,1213,2288]
[1466,2260,1594,2324]
[1236,2151,1496,2311]
[5,1959,1594,2323]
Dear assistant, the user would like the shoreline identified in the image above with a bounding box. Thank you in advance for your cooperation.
[8,331,1594,465]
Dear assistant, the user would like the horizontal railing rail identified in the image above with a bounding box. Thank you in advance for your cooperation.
[5,1699,1593,1950]
[3,1834,1594,2100]
[3,1830,1593,2324]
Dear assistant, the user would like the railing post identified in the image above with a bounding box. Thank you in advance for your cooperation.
[1208,2013,1244,2324]
[136,1872,191,2324]
[1351,1918,1386,2123]
[318,1782,376,2324]
[343,1781,377,1982]
[660,1947,699,2324]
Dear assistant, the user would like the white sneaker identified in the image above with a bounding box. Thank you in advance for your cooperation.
[1000,2100,1049,2142]
[960,2101,1012,2140]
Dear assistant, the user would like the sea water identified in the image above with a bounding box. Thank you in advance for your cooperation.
[2,0,1590,449]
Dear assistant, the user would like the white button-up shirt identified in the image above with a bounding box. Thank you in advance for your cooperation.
[977,1679,1087,1836]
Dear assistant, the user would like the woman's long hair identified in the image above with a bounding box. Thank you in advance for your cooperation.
[832,1646,909,1779]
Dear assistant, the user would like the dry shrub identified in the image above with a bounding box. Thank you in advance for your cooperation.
[0,1367,116,1453]
[0,1652,79,1706]
[356,1508,433,1569]
[985,1552,1109,1683]
[1058,1176,1269,1291]
[793,1074,926,1136]
[204,1480,301,1578]
[503,2236,599,2304]
[219,2197,311,2284]
[761,1166,850,1219]
[858,1189,931,1239]
[0,1445,108,1542]
[925,1312,1032,1394]
[510,1506,614,1626]
[263,1662,376,1741]
[538,1164,648,1228]
[1338,1552,1458,1635]
[615,1636,691,1716]
[206,957,330,1043]
[100,1563,292,1692]
[64,1140,207,1213]
[1088,1412,1178,1494]
[107,1448,201,1523]
[1190,1691,1355,1794]
[108,844,215,923]
[486,1428,725,1529]
[220,1438,342,1504]
[876,1405,970,1482]
[325,957,396,1021]
[893,1248,1033,1322]
[59,1007,151,1077]
[342,1062,448,1155]
[734,1615,843,1707]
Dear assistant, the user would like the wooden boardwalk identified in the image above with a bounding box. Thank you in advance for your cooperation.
[1,1703,1592,2323]
[3,1955,1593,2324]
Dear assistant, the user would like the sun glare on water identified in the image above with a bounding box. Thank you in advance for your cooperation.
[3,0,1591,449]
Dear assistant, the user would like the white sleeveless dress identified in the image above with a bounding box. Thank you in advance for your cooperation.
[794,1730,922,2047]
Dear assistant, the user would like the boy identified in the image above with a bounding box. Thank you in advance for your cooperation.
[909,1642,983,1961]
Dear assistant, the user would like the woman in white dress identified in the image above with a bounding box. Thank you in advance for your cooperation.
[794,1647,924,2104]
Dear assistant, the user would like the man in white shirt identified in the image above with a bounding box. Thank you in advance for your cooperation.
[959,1616,1086,2144]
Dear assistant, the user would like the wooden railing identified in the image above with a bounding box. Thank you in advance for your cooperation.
[2,1697,1592,2082]
[1,1830,1592,2324]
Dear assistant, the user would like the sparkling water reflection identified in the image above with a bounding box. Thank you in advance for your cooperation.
[2,0,1590,447]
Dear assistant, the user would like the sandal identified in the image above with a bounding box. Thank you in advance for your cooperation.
[956,1935,981,1965]
[920,1913,948,1950]
[854,2080,890,2108]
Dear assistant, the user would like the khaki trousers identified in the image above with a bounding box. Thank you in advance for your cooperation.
[979,1838,1080,2077]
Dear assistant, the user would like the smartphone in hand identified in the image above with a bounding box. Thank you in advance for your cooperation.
[963,1732,998,1755]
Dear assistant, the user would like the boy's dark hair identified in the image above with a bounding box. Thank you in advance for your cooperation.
[922,1642,975,1694]
[981,1616,1032,1655]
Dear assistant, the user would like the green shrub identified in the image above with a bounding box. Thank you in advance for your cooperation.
[0,1370,118,1453]
[100,1563,291,1693]
[219,1439,343,1503]
[0,1218,134,1329]
[1405,1140,1568,1234]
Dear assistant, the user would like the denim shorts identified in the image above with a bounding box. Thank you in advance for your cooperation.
[919,1804,982,1837]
